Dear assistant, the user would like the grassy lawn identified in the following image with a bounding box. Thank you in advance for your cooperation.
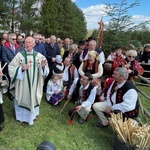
[0,85,149,150]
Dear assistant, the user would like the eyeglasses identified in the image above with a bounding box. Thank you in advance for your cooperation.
[11,38,17,41]
[128,56,135,58]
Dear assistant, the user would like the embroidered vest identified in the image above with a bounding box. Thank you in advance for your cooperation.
[110,80,139,118]
[63,64,76,85]
[54,62,63,74]
[82,49,88,59]
[81,82,95,101]
[82,60,99,74]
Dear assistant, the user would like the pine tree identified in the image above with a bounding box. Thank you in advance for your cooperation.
[40,0,59,36]
[40,0,87,42]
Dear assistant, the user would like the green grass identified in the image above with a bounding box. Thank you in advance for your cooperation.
[0,85,149,150]
[1,94,113,150]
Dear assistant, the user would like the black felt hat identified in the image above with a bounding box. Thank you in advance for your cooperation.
[78,40,86,46]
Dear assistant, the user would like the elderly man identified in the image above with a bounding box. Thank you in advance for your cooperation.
[80,40,105,64]
[63,38,71,51]
[68,73,97,124]
[93,67,139,128]
[2,33,22,100]
[44,35,60,91]
[8,37,49,125]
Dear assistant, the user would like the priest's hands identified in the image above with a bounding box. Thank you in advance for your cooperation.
[0,70,3,76]
[22,64,30,71]
[41,59,47,67]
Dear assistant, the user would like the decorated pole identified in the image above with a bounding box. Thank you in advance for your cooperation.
[97,17,104,49]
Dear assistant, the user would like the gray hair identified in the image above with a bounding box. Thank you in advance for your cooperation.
[50,35,56,40]
[126,50,137,57]
[25,36,35,44]
[89,40,97,46]
[115,67,129,80]
[8,33,16,39]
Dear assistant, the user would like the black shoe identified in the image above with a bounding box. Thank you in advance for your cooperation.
[93,122,108,128]
[78,117,86,124]
[0,126,2,131]
[8,92,14,101]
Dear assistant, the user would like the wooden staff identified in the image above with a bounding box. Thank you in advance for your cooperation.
[1,62,7,71]
[60,99,70,114]
[98,17,104,49]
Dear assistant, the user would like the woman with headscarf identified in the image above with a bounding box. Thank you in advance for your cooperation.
[78,50,103,79]
[125,50,144,81]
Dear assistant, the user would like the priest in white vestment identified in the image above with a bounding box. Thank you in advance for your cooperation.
[8,37,49,125]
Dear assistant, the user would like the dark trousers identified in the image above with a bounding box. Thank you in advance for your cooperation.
[43,69,53,91]
[0,104,4,124]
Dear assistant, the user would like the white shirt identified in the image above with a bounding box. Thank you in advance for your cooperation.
[63,66,79,82]
[99,51,105,64]
[46,80,62,101]
[69,78,96,108]
[63,66,69,81]
[79,49,90,61]
[80,83,97,108]
[69,78,79,95]
[106,81,138,113]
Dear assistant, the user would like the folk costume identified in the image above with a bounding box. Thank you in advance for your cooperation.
[78,51,103,79]
[53,55,64,88]
[46,79,64,105]
[79,48,89,61]
[8,49,49,125]
[125,58,144,81]
[69,78,97,120]
[93,79,139,126]
[63,64,79,87]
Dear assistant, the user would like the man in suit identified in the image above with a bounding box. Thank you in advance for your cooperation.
[44,35,60,91]
[2,33,22,100]
[33,33,46,57]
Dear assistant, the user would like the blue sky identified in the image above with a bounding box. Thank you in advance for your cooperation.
[72,0,150,30]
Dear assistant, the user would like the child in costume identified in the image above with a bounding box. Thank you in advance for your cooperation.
[46,75,64,105]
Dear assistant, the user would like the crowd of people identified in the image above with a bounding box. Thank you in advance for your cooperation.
[0,32,149,131]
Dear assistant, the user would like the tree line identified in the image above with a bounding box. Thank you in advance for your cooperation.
[0,0,87,43]
[0,0,150,55]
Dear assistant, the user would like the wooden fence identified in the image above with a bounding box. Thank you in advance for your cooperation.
[134,63,150,124]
